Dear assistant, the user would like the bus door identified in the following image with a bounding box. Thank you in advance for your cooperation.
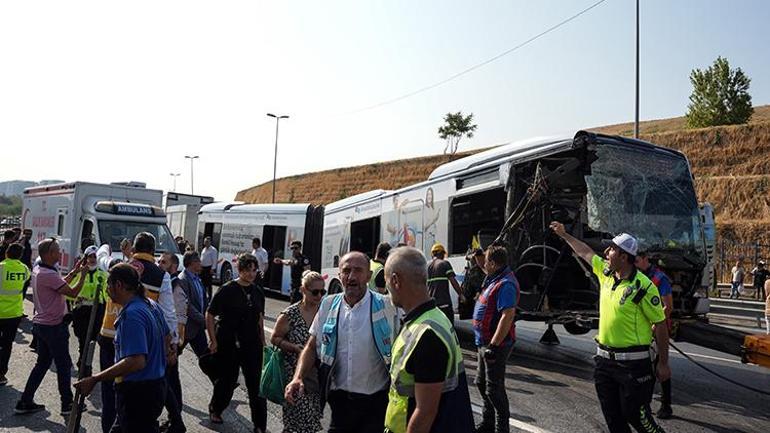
[263,225,287,292]
[350,217,381,259]
[200,222,222,251]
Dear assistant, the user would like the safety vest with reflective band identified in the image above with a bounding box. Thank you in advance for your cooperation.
[369,260,384,291]
[67,269,108,306]
[101,254,164,339]
[0,259,30,319]
[319,291,395,369]
[384,306,473,433]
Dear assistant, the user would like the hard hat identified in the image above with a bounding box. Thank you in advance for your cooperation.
[431,243,447,255]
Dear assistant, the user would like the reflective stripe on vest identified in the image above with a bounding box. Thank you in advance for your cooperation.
[384,307,464,433]
[319,292,394,368]
[67,269,108,305]
[0,259,29,319]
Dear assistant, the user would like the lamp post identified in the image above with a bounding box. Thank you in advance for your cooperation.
[184,155,199,195]
[169,173,180,192]
[266,113,289,203]
[634,0,640,139]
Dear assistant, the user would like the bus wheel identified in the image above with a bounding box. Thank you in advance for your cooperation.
[563,321,591,335]
[220,263,233,284]
[328,279,343,294]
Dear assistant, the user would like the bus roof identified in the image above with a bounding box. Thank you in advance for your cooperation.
[428,134,573,180]
[200,202,311,215]
[324,189,391,213]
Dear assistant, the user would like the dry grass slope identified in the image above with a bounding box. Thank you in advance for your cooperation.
[236,105,770,244]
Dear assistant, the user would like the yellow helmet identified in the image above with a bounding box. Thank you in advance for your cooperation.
[431,243,447,255]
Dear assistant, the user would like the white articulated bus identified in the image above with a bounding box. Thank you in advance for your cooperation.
[196,202,324,295]
[22,181,178,271]
[321,131,712,334]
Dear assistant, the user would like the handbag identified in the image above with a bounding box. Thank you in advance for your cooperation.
[260,346,286,404]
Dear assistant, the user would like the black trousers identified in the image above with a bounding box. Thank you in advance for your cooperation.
[0,316,22,376]
[116,378,167,433]
[289,285,302,304]
[438,304,455,327]
[594,356,666,433]
[476,344,513,433]
[328,389,388,433]
[164,356,185,432]
[98,336,118,433]
[209,344,267,432]
[71,304,105,371]
[201,267,213,300]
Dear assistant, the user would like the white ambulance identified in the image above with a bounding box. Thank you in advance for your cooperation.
[22,181,178,271]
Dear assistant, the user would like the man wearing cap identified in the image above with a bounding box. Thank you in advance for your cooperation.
[751,260,769,300]
[68,245,109,373]
[274,240,311,304]
[427,243,463,325]
[551,222,669,433]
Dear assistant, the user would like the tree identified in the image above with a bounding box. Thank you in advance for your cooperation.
[686,57,753,128]
[438,112,477,155]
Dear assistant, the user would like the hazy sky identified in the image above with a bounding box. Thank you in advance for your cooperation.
[2,0,768,201]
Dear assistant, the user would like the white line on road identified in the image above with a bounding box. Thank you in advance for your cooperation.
[471,403,554,433]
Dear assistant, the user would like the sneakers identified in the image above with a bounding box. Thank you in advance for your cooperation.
[60,402,86,416]
[14,401,45,415]
[657,405,673,419]
[0,375,8,386]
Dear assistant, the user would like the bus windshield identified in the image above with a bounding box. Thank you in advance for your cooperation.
[98,220,179,254]
[585,144,704,261]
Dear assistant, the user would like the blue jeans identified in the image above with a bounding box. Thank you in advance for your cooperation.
[21,323,73,405]
[730,282,741,298]
[99,336,118,433]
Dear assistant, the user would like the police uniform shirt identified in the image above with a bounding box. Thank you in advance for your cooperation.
[290,254,311,288]
[591,255,665,348]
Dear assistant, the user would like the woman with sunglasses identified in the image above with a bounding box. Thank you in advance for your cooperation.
[271,270,325,433]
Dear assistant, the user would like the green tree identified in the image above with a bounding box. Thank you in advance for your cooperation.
[438,112,477,155]
[686,57,753,128]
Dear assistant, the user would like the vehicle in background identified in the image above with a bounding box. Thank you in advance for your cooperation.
[322,131,713,337]
[196,202,324,294]
[164,191,214,208]
[167,203,207,243]
[22,181,178,271]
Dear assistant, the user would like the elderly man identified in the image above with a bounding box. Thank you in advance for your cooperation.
[285,251,399,433]
[383,247,473,433]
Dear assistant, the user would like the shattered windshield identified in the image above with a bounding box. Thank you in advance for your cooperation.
[585,143,704,260]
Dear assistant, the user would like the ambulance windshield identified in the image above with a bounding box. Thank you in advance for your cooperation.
[98,221,179,255]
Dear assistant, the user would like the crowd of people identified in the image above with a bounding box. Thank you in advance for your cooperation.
[0,223,711,433]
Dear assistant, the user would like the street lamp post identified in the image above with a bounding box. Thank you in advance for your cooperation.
[266,113,289,203]
[634,0,640,139]
[169,173,180,191]
[184,155,199,195]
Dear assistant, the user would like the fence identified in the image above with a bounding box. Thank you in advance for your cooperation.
[715,239,770,286]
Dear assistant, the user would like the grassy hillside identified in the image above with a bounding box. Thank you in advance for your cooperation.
[236,105,770,244]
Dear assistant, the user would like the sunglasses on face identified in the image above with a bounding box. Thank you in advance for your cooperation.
[310,289,326,296]
[290,247,299,250]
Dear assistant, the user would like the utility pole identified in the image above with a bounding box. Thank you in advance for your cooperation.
[634,0,640,139]
[266,113,289,203]
[184,155,199,195]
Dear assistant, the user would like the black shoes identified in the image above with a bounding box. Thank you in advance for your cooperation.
[657,405,673,419]
[60,401,86,416]
[14,401,45,415]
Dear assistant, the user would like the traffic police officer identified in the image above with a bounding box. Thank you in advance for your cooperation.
[67,245,108,373]
[383,246,473,433]
[0,243,30,385]
[551,222,670,433]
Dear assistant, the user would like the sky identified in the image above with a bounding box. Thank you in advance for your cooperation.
[1,0,769,201]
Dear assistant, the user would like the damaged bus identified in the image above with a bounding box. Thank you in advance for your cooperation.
[321,131,713,336]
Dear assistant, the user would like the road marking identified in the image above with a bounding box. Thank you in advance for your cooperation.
[673,351,741,364]
[471,403,553,433]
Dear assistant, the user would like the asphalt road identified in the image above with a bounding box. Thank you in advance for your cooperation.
[0,295,768,433]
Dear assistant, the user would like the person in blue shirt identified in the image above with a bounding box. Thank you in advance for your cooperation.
[74,263,171,433]
[472,245,519,433]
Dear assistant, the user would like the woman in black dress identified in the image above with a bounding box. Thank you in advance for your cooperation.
[206,254,267,432]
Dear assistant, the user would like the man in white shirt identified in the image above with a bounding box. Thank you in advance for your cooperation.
[285,251,399,433]
[199,236,218,300]
[251,237,268,286]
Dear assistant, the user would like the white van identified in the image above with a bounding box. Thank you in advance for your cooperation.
[22,181,178,271]
[196,202,324,295]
